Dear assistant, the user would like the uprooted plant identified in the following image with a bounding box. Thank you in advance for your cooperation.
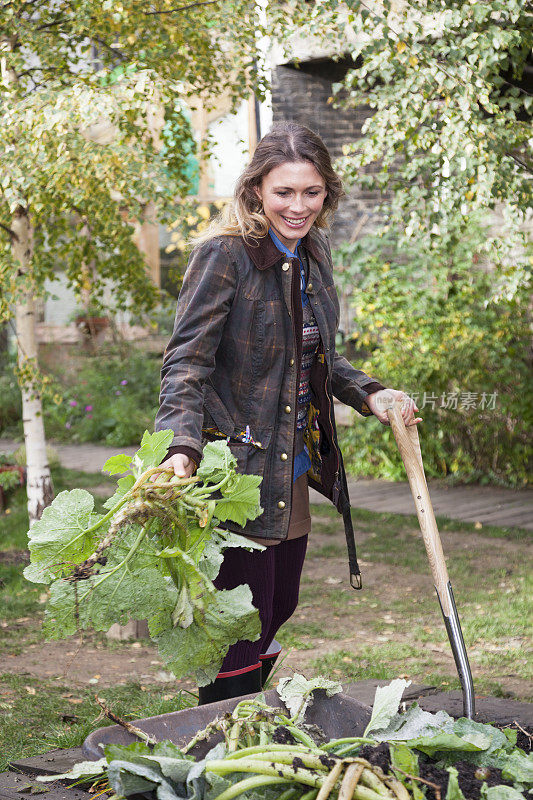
[24,430,265,685]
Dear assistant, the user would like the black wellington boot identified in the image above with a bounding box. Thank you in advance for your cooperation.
[198,661,262,706]
[259,639,282,687]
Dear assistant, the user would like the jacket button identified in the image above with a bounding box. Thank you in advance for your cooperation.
[280,452,288,461]
[284,405,291,413]
[278,500,286,509]
[306,282,313,291]
[282,262,290,271]
[289,358,294,366]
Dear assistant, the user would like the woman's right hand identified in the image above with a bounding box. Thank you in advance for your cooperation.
[151,454,196,482]
[163,453,196,478]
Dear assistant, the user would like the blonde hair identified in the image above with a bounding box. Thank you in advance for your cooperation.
[190,122,344,246]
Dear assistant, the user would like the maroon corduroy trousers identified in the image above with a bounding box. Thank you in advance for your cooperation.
[213,536,308,672]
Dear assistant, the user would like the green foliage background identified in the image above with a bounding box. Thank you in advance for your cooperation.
[334,211,532,487]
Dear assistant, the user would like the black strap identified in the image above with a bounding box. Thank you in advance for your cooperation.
[337,449,362,590]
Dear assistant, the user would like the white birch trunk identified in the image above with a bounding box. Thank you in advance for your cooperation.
[12,207,54,526]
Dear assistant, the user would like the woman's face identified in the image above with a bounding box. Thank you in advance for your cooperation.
[255,160,328,252]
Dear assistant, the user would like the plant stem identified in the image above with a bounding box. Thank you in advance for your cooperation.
[242,752,338,772]
[211,775,291,800]
[322,738,375,752]
[206,758,324,788]
[300,790,319,800]
[275,715,318,749]
[315,760,344,800]
[276,789,301,800]
[225,745,310,760]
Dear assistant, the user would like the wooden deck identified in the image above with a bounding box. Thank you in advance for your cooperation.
[310,478,533,530]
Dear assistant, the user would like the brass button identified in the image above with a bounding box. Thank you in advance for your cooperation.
[277,500,286,509]
[280,452,288,461]
[284,405,291,413]
[289,358,295,366]
[306,282,313,292]
[282,262,290,271]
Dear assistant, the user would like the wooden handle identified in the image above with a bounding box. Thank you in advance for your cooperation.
[387,401,451,614]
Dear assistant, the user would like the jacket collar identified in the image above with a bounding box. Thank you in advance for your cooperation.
[243,227,323,270]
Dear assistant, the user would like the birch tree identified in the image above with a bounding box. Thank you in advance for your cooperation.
[0,0,262,525]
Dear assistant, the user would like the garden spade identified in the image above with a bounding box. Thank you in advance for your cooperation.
[386,400,475,719]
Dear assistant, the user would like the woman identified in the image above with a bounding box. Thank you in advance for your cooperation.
[155,122,421,704]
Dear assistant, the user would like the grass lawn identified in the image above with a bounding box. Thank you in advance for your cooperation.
[1,468,531,771]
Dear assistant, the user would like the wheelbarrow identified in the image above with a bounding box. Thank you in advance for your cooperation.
[387,400,476,719]
[82,689,372,760]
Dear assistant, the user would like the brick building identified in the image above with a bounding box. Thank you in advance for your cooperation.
[271,56,385,248]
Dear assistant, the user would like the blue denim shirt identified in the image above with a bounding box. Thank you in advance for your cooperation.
[268,229,312,483]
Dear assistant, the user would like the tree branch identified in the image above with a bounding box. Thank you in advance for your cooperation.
[0,221,19,242]
[142,0,219,15]
[34,18,67,32]
[91,36,127,62]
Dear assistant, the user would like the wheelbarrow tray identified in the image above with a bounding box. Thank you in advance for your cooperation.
[82,689,372,761]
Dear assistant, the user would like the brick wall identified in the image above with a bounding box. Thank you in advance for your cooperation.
[271,61,389,248]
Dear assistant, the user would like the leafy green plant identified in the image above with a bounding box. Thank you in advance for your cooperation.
[0,469,22,492]
[0,358,22,438]
[42,345,161,446]
[24,431,264,685]
[334,211,532,486]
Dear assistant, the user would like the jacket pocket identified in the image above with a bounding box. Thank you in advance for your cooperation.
[202,383,236,436]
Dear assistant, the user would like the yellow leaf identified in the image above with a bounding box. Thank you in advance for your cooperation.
[409,55,418,67]
[196,205,210,220]
[396,41,407,53]
[465,190,474,200]
[127,34,136,44]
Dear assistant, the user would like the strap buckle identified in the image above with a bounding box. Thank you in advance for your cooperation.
[350,572,362,590]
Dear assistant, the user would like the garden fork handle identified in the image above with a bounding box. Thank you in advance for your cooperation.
[387,401,475,719]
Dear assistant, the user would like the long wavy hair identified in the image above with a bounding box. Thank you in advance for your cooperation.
[191,122,344,245]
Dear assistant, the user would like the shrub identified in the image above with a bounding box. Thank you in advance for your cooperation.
[334,211,532,487]
[43,345,161,446]
[0,359,23,438]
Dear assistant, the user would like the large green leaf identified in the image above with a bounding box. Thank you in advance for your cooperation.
[196,440,237,483]
[215,473,263,527]
[135,429,175,471]
[23,489,103,583]
[103,474,135,510]
[155,584,261,686]
[43,530,172,637]
[364,678,411,737]
[102,454,133,475]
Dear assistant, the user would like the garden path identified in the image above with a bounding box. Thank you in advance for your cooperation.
[1,437,531,529]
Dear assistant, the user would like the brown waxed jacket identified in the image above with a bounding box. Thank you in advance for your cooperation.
[155,227,385,584]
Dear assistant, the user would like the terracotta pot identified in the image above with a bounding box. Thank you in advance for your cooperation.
[75,315,109,336]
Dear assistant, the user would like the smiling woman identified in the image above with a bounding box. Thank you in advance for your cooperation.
[253,161,328,251]
[154,122,420,705]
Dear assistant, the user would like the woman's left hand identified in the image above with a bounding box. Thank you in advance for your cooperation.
[365,389,422,427]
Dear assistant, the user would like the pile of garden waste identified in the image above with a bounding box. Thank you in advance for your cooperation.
[39,678,533,800]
